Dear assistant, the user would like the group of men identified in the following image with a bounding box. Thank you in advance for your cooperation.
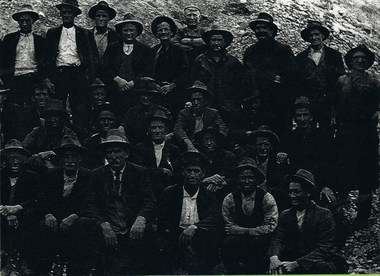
[0,0,379,275]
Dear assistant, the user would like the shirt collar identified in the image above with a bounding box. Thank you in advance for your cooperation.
[241,189,256,200]
[19,32,32,37]
[309,44,324,54]
[64,170,79,181]
[110,164,126,178]
[94,27,108,36]
[153,141,165,148]
[183,186,200,199]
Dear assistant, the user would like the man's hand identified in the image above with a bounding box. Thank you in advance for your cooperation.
[165,132,174,141]
[282,261,299,273]
[276,152,288,164]
[130,216,146,241]
[158,83,176,95]
[6,215,19,228]
[179,225,197,245]
[224,224,249,235]
[203,174,227,192]
[320,187,336,203]
[60,214,79,230]
[100,222,118,247]
[184,139,198,152]
[38,150,56,160]
[45,213,58,231]
[0,205,23,216]
[269,256,283,275]
[114,76,132,92]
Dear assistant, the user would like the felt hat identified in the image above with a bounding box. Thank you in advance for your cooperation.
[249,12,278,36]
[97,126,131,151]
[235,157,266,184]
[90,78,107,88]
[202,25,233,48]
[12,4,39,22]
[284,169,316,189]
[151,15,177,37]
[56,0,82,15]
[1,139,30,159]
[293,96,312,113]
[42,99,69,118]
[88,1,116,20]
[248,125,279,147]
[115,13,143,36]
[193,125,225,146]
[344,44,375,70]
[135,77,160,94]
[148,109,172,125]
[178,151,210,169]
[53,135,87,155]
[187,81,213,100]
[301,20,330,42]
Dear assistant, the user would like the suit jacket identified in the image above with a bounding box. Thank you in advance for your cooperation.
[19,105,42,140]
[1,31,46,80]
[83,163,156,225]
[42,167,92,221]
[44,25,99,81]
[1,101,21,145]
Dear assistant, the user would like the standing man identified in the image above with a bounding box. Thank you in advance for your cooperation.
[2,5,47,106]
[296,20,345,131]
[44,0,98,114]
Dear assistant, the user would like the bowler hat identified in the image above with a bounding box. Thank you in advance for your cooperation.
[187,81,213,100]
[284,169,316,189]
[249,12,278,36]
[248,125,279,148]
[97,126,131,151]
[202,25,233,48]
[178,151,210,169]
[12,4,39,22]
[54,135,87,155]
[90,78,107,88]
[301,20,330,42]
[344,44,375,70]
[135,77,160,94]
[88,1,116,20]
[115,13,143,36]
[1,139,30,159]
[42,99,68,118]
[151,16,177,37]
[56,0,82,15]
[235,157,266,184]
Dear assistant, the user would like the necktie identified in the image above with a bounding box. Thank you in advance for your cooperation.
[114,170,121,196]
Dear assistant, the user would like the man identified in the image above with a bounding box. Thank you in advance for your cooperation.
[44,0,98,114]
[2,5,47,106]
[135,110,180,201]
[102,14,152,114]
[172,6,207,65]
[222,157,278,274]
[193,26,243,124]
[268,169,347,274]
[174,81,228,152]
[296,20,345,131]
[243,12,297,135]
[0,85,21,146]
[75,127,156,275]
[157,151,222,274]
[88,1,119,59]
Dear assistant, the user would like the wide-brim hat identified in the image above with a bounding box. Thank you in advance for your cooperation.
[193,126,225,145]
[344,44,375,70]
[115,13,143,36]
[284,169,316,189]
[56,0,82,15]
[147,109,172,125]
[301,20,330,42]
[53,135,87,155]
[42,99,69,118]
[187,81,213,100]
[202,27,233,48]
[97,126,131,151]
[151,15,177,37]
[235,157,266,184]
[88,1,116,20]
[12,4,39,22]
[178,151,210,169]
[249,12,278,36]
[135,77,160,94]
[1,139,30,159]
[248,125,279,147]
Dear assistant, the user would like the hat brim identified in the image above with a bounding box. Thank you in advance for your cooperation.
[151,16,177,37]
[249,20,278,36]
[56,4,82,15]
[284,174,316,189]
[97,140,131,151]
[345,46,375,70]
[12,11,39,22]
[1,147,31,158]
[202,30,233,48]
[53,145,87,155]
[178,151,210,168]
[235,164,266,184]
[115,20,143,36]
[248,130,280,147]
[187,87,213,100]
[193,128,225,145]
[88,5,116,20]
[300,26,330,42]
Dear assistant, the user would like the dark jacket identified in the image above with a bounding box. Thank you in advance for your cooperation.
[1,101,21,145]
[19,105,42,141]
[73,103,100,141]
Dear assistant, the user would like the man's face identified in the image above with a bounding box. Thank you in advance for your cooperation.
[60,6,76,25]
[105,145,129,171]
[288,182,310,210]
[182,165,204,186]
[91,87,106,106]
[238,169,259,194]
[308,29,324,48]
[6,152,25,175]
[254,137,272,158]
[190,92,205,114]
[45,112,64,129]
[121,23,138,43]
[202,133,217,152]
[156,22,173,41]
[254,23,273,41]
[209,34,226,52]
[18,13,34,34]
[149,120,167,142]
[95,10,109,28]
[351,51,368,71]
[61,150,81,173]
[97,111,116,133]
[32,88,50,108]
[185,9,200,27]
[139,93,154,106]
[294,108,313,129]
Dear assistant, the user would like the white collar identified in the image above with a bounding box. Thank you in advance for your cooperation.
[183,186,199,199]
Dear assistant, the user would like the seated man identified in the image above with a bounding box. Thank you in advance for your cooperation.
[222,157,278,274]
[268,169,348,274]
[157,151,222,274]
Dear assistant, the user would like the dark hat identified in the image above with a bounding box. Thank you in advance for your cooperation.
[293,96,312,113]
[151,15,177,37]
[284,169,316,189]
[97,126,131,151]
[1,139,30,159]
[249,12,278,36]
[96,102,116,117]
[88,1,116,20]
[148,109,172,125]
[90,78,107,88]
[12,4,39,22]
[184,6,201,13]
[135,77,160,94]
[115,13,143,36]
[56,0,82,15]
[193,125,225,145]
[42,99,68,118]
[178,151,210,169]
[187,81,213,100]
[202,25,233,48]
[301,20,330,42]
[248,125,279,147]
[344,44,375,70]
[53,135,87,155]
[235,157,266,184]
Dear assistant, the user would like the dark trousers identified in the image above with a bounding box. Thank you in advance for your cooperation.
[6,73,38,106]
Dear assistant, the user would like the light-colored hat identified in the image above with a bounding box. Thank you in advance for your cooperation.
[12,4,39,22]
[97,126,131,150]
[115,13,143,36]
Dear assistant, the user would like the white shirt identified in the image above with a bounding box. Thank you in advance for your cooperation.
[179,186,200,229]
[123,43,134,56]
[296,209,306,230]
[153,141,165,167]
[14,32,38,76]
[308,46,324,66]
[56,26,81,67]
[63,170,78,197]
[10,177,18,187]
